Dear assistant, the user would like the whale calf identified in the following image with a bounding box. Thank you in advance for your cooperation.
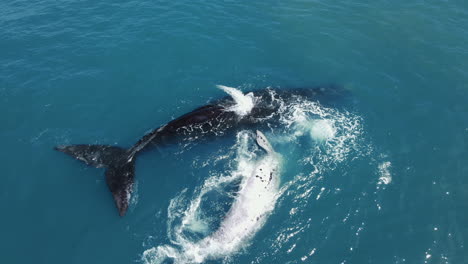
[187,130,281,262]
[142,130,282,263]
[55,85,339,216]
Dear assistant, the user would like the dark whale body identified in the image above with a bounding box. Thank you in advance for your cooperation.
[55,86,342,216]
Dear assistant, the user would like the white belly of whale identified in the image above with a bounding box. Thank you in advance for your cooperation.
[185,136,281,262]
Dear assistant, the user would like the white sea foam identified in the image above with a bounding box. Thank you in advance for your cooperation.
[377,161,392,185]
[274,96,365,167]
[309,119,336,141]
[217,85,255,116]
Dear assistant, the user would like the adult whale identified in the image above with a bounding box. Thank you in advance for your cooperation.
[55,85,339,216]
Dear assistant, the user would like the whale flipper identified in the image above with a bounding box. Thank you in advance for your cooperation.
[55,144,134,216]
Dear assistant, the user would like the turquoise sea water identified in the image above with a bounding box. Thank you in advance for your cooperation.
[1,1,468,263]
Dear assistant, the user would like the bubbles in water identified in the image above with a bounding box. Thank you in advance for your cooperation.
[377,161,392,185]
[291,118,337,142]
[309,119,336,141]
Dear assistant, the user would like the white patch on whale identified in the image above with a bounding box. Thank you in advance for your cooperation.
[142,131,282,264]
[217,85,255,117]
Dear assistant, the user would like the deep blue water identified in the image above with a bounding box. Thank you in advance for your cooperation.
[1,1,468,263]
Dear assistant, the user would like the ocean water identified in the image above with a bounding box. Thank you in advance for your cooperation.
[1,0,467,263]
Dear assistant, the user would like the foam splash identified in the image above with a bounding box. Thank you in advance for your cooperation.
[377,161,392,185]
[290,118,336,142]
[274,96,365,167]
[217,85,255,116]
[309,119,336,141]
[143,131,282,264]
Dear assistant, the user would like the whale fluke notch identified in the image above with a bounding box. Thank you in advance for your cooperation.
[55,144,135,216]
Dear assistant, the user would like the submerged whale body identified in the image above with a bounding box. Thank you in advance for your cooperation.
[55,85,343,216]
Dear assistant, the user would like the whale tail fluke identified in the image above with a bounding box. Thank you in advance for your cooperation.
[54,144,135,216]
